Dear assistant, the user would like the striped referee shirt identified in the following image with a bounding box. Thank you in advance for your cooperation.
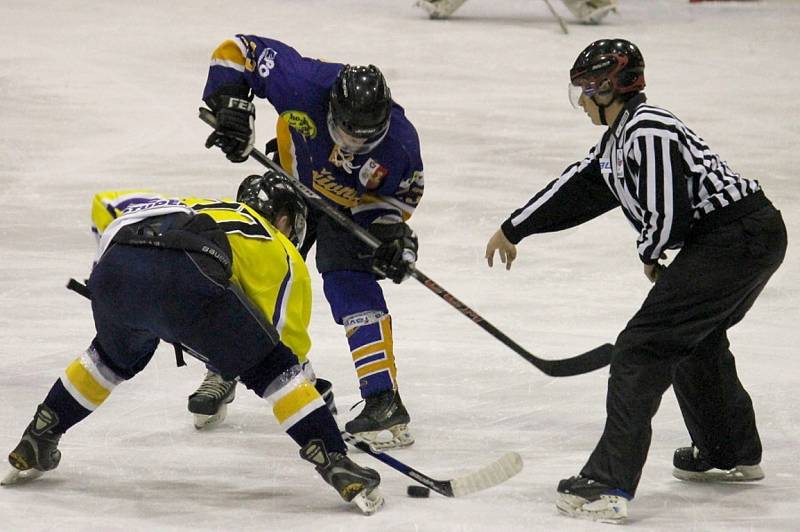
[501,93,761,264]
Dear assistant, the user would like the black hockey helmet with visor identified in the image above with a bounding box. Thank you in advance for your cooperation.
[568,39,645,108]
[328,64,392,154]
[237,171,308,247]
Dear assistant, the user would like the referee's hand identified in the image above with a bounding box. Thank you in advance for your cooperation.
[485,229,517,270]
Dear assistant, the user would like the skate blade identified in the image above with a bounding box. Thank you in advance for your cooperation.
[357,425,415,451]
[672,464,764,482]
[193,404,229,430]
[1,468,43,486]
[352,487,384,515]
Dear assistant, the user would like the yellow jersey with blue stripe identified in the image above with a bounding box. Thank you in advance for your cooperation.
[90,191,312,362]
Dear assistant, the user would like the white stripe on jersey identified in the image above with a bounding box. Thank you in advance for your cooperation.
[510,160,583,227]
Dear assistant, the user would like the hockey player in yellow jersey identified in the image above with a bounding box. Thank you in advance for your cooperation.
[4,171,384,515]
[90,178,336,429]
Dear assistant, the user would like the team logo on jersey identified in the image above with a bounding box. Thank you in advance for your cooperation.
[359,158,389,190]
[599,158,613,176]
[280,111,317,138]
[257,47,278,78]
[121,198,184,214]
[312,169,359,207]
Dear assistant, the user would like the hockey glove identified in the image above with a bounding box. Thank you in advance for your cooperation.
[369,222,418,284]
[205,93,255,163]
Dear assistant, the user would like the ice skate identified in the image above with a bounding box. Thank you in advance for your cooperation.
[672,445,764,482]
[562,0,618,24]
[555,475,630,524]
[344,389,414,451]
[188,371,236,429]
[415,0,468,19]
[300,439,384,515]
[3,404,62,486]
[315,378,338,416]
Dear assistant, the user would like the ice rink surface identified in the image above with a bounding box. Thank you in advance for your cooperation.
[1,0,798,530]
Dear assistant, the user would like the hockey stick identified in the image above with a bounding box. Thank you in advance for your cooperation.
[343,432,522,497]
[542,0,569,34]
[199,107,613,377]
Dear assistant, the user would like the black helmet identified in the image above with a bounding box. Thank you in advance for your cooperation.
[237,171,308,247]
[328,65,392,153]
[570,39,645,98]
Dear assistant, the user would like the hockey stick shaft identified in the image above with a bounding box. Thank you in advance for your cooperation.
[199,107,612,377]
[542,0,569,34]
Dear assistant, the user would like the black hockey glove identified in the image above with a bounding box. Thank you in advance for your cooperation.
[205,92,255,163]
[369,222,418,284]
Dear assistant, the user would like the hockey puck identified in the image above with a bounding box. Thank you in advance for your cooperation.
[407,485,431,498]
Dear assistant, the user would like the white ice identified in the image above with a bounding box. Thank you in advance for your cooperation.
[1,1,798,530]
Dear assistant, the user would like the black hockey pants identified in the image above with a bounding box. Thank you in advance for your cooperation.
[88,244,295,387]
[580,194,787,496]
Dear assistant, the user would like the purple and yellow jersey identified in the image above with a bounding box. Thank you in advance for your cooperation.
[202,35,424,226]
[90,191,312,362]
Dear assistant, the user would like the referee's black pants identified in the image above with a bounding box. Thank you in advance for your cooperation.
[581,197,787,496]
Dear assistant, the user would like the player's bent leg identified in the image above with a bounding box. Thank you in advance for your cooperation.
[322,271,413,450]
[341,311,413,450]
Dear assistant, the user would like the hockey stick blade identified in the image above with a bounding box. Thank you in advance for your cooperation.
[343,433,523,498]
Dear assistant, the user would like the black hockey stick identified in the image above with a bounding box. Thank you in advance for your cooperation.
[199,107,613,377]
[343,433,522,497]
[64,278,520,497]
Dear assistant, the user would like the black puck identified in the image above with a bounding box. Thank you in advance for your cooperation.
[407,485,431,498]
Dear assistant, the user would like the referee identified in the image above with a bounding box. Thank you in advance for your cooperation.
[485,39,787,523]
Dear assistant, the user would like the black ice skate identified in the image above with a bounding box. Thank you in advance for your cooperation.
[3,404,63,486]
[188,370,236,429]
[672,445,764,482]
[300,439,384,515]
[555,475,631,523]
[344,389,413,450]
[315,378,338,416]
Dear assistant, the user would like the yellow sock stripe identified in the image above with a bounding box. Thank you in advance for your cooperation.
[210,39,246,69]
[62,356,115,410]
[351,339,388,362]
[379,316,398,381]
[355,358,396,380]
[271,378,324,428]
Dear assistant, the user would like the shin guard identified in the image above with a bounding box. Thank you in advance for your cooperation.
[343,311,398,398]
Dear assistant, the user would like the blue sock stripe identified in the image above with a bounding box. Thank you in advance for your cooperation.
[353,351,387,368]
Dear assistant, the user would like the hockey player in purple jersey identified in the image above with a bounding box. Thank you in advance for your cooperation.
[199,35,424,449]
